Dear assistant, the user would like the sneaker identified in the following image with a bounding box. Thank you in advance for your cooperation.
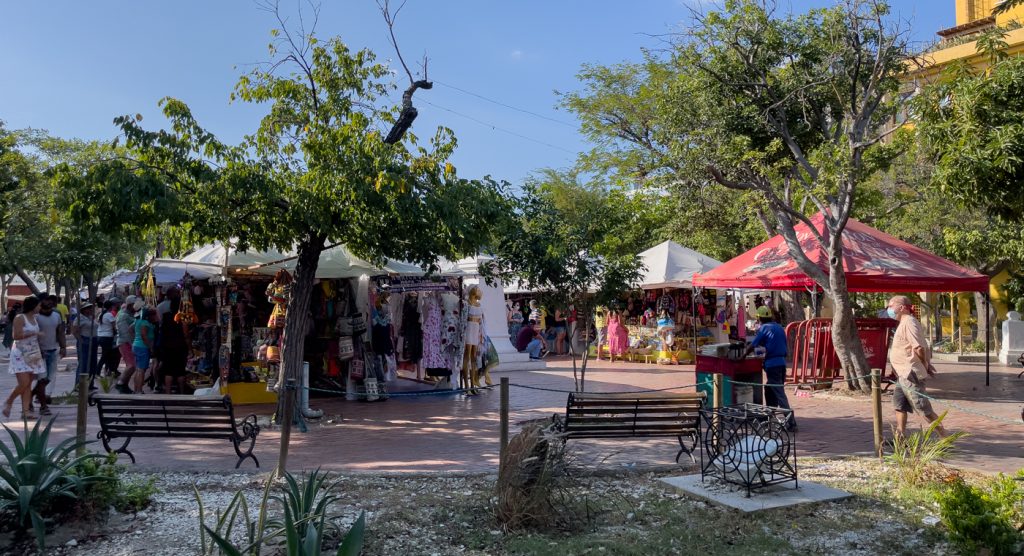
[39,407,52,416]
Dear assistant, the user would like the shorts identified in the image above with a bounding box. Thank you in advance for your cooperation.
[132,345,151,371]
[893,372,934,415]
[118,343,136,368]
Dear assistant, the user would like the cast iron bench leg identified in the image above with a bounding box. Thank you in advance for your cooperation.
[98,431,136,464]
[232,415,261,469]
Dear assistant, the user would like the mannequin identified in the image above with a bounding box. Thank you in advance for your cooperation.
[368,289,393,401]
[462,286,486,391]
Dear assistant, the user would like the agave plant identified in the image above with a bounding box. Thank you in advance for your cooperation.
[197,468,366,556]
[0,419,109,549]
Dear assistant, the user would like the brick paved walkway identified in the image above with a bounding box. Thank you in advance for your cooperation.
[1,350,1021,475]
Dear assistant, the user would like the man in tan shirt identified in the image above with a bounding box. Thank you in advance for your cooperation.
[887,295,948,439]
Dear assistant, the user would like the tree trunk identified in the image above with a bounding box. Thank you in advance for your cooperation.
[778,291,803,325]
[276,234,326,474]
[826,245,871,392]
[0,274,9,310]
[972,291,993,346]
[14,266,41,295]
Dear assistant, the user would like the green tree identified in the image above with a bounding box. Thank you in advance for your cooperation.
[567,0,911,390]
[489,169,643,391]
[683,0,912,389]
[562,58,766,261]
[75,16,509,470]
[914,49,1024,223]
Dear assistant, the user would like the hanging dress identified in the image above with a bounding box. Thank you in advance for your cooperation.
[401,295,423,362]
[421,294,447,370]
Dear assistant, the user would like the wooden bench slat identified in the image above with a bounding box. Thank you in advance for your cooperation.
[95,407,232,415]
[100,416,234,425]
[102,431,234,439]
[101,425,239,434]
[569,407,704,415]
[568,401,703,408]
[568,415,698,424]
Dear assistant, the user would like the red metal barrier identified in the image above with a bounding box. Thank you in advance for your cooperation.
[784,318,897,384]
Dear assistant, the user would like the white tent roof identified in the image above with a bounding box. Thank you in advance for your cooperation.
[178,242,436,280]
[638,240,722,290]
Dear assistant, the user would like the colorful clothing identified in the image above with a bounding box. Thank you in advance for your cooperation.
[421,294,446,369]
[606,314,629,356]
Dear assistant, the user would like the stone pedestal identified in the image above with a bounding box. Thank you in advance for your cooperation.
[998,311,1024,365]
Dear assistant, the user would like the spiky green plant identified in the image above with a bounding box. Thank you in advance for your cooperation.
[196,468,365,556]
[886,412,968,485]
[0,418,109,549]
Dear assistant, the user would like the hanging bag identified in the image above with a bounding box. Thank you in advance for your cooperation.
[337,336,355,361]
[349,357,365,380]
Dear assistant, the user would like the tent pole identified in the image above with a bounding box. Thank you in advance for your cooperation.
[985,290,990,387]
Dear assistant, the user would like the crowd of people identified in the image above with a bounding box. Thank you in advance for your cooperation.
[2,290,191,420]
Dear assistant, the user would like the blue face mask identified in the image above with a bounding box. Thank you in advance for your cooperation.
[886,308,897,319]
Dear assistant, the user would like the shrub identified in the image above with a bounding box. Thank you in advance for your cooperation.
[886,412,967,485]
[195,468,365,556]
[0,419,110,549]
[68,452,158,516]
[936,475,1023,556]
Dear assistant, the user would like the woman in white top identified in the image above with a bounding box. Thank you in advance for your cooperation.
[96,300,120,380]
[4,295,46,419]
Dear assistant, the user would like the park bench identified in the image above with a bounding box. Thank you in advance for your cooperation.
[554,391,706,463]
[90,393,260,468]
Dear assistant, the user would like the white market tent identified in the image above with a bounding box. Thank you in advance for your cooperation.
[149,242,439,282]
[637,240,722,290]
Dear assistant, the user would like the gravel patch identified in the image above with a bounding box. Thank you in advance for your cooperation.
[10,458,956,555]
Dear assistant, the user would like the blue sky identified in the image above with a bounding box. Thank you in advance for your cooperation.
[2,1,952,185]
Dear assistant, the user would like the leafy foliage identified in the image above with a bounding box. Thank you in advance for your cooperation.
[0,419,110,549]
[885,412,967,486]
[68,452,157,515]
[914,54,1024,223]
[936,473,1023,556]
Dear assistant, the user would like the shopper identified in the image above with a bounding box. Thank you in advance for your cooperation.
[34,295,66,410]
[96,299,119,378]
[606,310,629,361]
[132,307,158,393]
[159,300,188,394]
[114,296,139,394]
[552,309,569,355]
[3,303,21,351]
[593,305,608,359]
[515,320,547,360]
[744,306,796,430]
[72,303,99,389]
[3,296,45,419]
[887,295,948,440]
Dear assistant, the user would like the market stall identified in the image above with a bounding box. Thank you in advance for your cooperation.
[611,241,722,363]
[693,214,992,384]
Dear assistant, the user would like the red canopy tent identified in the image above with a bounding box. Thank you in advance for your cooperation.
[692,214,992,382]
[692,214,988,292]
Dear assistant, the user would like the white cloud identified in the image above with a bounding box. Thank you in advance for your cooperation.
[509,49,524,60]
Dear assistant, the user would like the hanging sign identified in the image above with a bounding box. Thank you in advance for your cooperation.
[375,275,460,293]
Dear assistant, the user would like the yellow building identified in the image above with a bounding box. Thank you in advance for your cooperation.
[908,0,1024,82]
[905,1,1024,343]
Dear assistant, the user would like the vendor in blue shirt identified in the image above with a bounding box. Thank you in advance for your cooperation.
[744,305,796,430]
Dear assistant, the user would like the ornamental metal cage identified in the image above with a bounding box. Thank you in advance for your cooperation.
[699,403,797,497]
